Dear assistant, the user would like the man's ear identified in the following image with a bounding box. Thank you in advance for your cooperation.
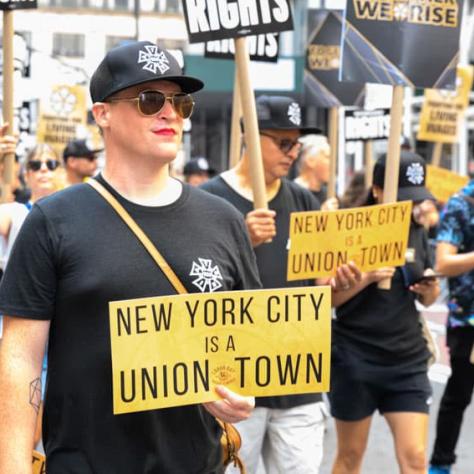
[92,103,110,128]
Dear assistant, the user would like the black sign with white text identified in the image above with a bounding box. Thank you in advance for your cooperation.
[182,0,293,43]
[0,0,36,10]
[344,108,391,141]
[205,33,279,62]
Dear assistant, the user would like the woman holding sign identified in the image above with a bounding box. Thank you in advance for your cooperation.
[329,152,440,474]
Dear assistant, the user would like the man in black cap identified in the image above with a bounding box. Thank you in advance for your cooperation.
[183,156,215,186]
[202,95,361,474]
[63,138,101,186]
[0,41,259,473]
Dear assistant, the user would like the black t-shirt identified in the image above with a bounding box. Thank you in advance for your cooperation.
[334,222,433,367]
[201,177,323,408]
[0,176,261,474]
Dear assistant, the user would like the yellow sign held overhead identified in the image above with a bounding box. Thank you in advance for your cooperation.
[417,65,474,144]
[426,165,469,203]
[109,287,331,414]
[36,84,87,157]
[287,201,413,280]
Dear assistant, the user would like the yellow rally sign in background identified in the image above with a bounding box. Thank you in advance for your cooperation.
[426,165,469,203]
[287,201,412,281]
[109,287,331,414]
[417,65,474,144]
[36,84,87,157]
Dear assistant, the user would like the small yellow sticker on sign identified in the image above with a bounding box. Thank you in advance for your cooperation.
[287,201,412,280]
[426,165,469,203]
[109,287,331,414]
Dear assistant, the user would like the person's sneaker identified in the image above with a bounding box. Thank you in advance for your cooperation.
[428,465,451,474]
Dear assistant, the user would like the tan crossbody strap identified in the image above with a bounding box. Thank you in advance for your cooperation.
[86,179,187,295]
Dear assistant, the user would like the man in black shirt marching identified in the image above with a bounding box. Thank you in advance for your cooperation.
[0,41,260,474]
[202,95,361,474]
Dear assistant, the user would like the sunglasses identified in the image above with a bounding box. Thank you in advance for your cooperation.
[260,132,301,154]
[27,159,60,172]
[108,90,195,119]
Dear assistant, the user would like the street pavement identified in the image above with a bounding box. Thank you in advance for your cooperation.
[320,303,474,474]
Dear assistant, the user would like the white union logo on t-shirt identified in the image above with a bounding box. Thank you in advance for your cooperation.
[190,258,223,292]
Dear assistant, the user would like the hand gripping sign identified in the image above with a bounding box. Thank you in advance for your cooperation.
[109,287,331,413]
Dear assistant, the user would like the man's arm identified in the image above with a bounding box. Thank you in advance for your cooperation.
[436,242,474,277]
[0,316,50,474]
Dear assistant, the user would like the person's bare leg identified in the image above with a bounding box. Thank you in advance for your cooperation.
[385,412,429,474]
[332,416,372,474]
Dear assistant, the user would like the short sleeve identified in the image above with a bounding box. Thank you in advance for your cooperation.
[436,196,467,249]
[0,205,59,320]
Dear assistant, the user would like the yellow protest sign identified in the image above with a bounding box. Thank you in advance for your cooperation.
[36,84,87,157]
[109,287,331,414]
[32,450,46,474]
[426,165,469,203]
[287,201,413,281]
[417,65,474,144]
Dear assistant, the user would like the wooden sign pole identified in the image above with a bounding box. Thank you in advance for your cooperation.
[1,10,15,203]
[432,142,442,167]
[379,84,404,290]
[229,67,242,169]
[364,140,373,187]
[234,37,267,209]
[327,106,338,199]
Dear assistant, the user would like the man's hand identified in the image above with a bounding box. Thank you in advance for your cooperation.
[203,385,255,423]
[330,261,362,291]
[245,209,276,247]
[321,197,339,211]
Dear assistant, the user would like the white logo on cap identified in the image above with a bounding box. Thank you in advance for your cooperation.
[138,45,170,74]
[288,102,302,126]
[406,163,424,185]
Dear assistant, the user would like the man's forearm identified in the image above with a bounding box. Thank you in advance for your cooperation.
[436,252,474,277]
[0,350,43,473]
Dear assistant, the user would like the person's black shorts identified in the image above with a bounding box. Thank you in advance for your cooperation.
[328,345,432,421]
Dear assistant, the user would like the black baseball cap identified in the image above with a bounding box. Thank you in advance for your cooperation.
[63,139,102,161]
[183,157,215,176]
[255,95,322,135]
[90,41,204,103]
[372,151,435,202]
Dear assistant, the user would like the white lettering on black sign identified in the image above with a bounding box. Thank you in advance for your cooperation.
[205,33,279,62]
[344,109,391,141]
[182,0,293,43]
[0,0,37,10]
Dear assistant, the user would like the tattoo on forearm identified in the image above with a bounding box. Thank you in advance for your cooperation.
[29,377,42,413]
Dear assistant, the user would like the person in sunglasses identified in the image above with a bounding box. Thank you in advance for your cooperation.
[62,138,102,187]
[0,41,260,474]
[0,143,61,446]
[201,95,361,474]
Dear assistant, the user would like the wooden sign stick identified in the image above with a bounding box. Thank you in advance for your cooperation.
[1,10,15,203]
[327,106,338,199]
[431,142,442,168]
[364,140,373,187]
[379,84,404,290]
[234,37,267,209]
[229,67,242,169]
